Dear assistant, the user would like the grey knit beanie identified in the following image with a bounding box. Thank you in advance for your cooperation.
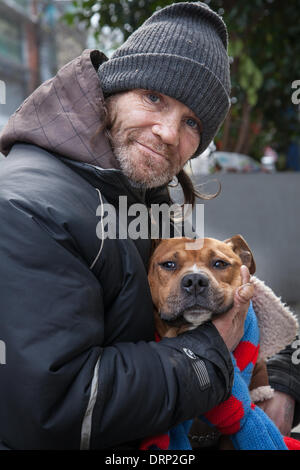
[98,1,231,157]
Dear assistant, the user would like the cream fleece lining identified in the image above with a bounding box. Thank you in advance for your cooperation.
[251,276,299,360]
[250,276,299,403]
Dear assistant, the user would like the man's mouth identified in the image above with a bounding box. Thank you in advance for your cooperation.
[134,140,167,159]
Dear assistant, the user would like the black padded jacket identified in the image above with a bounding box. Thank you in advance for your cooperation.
[0,143,234,449]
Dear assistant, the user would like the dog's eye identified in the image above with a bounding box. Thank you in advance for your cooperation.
[213,260,230,269]
[159,261,177,270]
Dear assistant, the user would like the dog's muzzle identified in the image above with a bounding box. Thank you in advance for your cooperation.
[181,273,209,297]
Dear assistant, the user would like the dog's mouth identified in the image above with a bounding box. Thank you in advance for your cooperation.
[160,301,234,328]
[183,305,211,315]
[160,305,213,327]
[162,315,190,328]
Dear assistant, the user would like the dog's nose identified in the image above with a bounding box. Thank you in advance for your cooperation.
[181,273,209,296]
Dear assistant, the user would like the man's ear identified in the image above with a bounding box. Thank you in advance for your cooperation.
[224,234,256,275]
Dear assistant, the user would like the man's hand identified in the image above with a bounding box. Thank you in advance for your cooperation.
[257,391,295,436]
[212,265,254,351]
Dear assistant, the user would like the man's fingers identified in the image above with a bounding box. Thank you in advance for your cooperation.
[234,265,254,303]
[236,282,254,302]
[240,265,251,284]
[213,265,254,350]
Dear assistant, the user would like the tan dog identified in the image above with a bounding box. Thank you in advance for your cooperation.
[148,236,299,449]
[148,235,257,449]
[148,235,256,338]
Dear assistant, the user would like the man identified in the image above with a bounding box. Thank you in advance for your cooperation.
[0,2,298,450]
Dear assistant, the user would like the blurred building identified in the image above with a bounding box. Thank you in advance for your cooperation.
[0,0,88,133]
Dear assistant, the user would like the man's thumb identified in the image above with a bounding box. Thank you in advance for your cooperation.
[236,282,254,302]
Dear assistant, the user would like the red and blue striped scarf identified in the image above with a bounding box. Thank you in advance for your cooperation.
[141,302,300,450]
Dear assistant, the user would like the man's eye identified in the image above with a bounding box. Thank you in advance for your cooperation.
[186,117,199,131]
[213,260,230,269]
[159,261,177,270]
[147,93,160,103]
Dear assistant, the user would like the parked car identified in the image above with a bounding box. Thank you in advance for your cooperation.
[185,145,262,175]
[214,151,261,173]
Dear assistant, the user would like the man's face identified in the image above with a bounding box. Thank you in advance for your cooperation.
[106,89,202,188]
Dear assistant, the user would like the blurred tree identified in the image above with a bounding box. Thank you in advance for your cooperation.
[215,0,300,161]
[64,0,300,162]
[63,0,170,42]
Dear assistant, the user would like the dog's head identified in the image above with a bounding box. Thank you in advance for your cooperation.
[148,235,255,329]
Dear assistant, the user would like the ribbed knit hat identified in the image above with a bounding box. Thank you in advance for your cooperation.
[98,1,231,157]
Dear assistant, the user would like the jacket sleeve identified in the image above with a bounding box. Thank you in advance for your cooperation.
[267,336,300,427]
[0,198,233,450]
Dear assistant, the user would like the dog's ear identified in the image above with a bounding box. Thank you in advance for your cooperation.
[224,235,256,275]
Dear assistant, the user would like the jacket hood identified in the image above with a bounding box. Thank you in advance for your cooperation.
[0,49,119,170]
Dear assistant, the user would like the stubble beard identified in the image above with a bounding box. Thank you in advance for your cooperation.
[110,129,180,189]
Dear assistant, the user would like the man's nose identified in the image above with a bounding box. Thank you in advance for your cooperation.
[181,273,209,296]
[152,118,180,146]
